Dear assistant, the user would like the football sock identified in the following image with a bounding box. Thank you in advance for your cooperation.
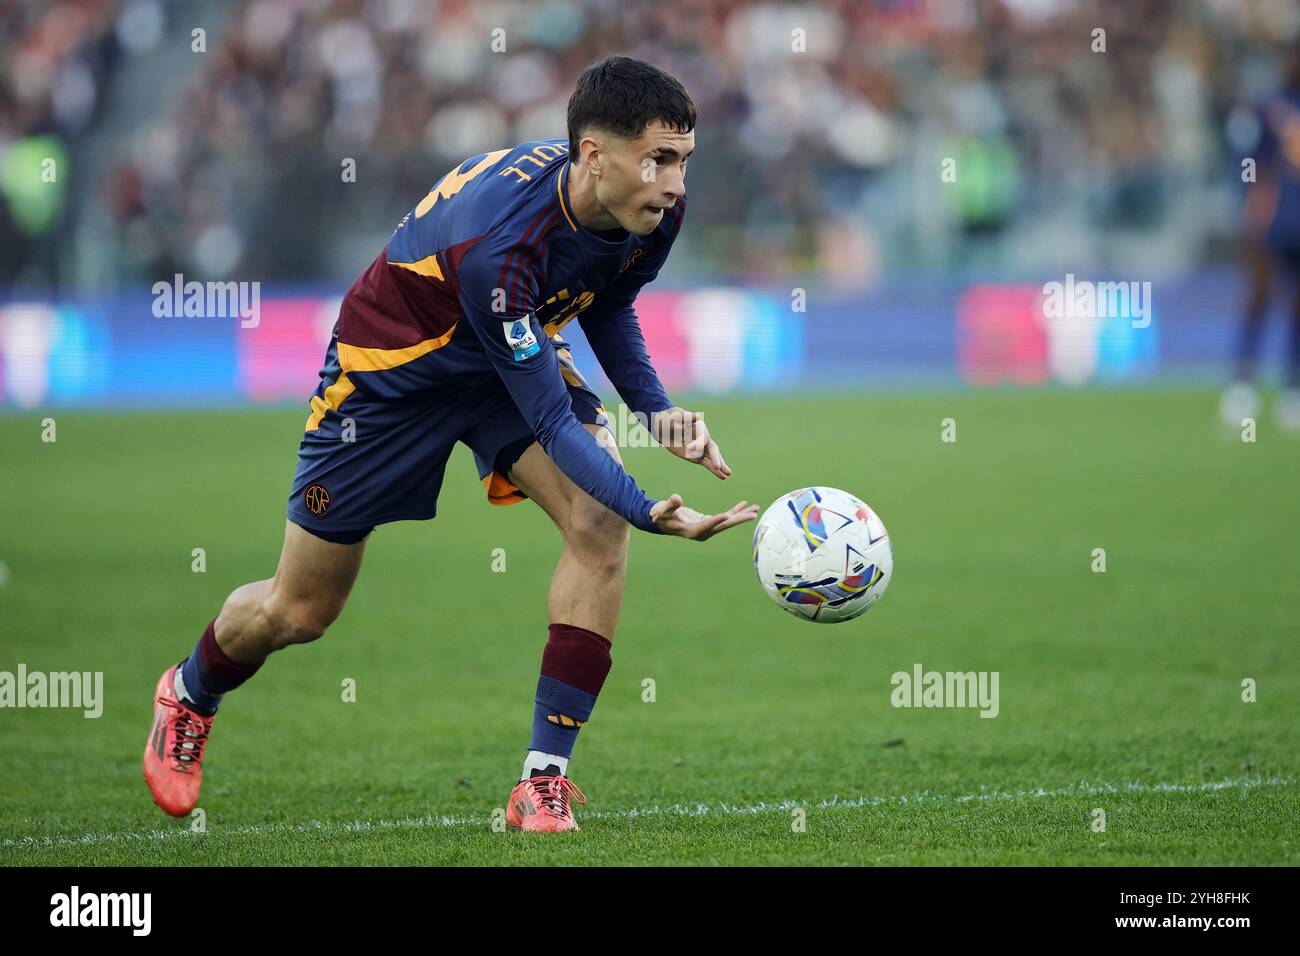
[175,619,264,716]
[522,754,568,779]
[521,623,612,781]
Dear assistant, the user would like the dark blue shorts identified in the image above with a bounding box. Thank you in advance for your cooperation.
[287,341,610,541]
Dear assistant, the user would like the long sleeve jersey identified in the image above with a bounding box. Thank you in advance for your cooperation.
[323,140,686,533]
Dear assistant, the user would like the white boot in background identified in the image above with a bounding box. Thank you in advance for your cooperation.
[1219,381,1259,429]
[1275,389,1300,432]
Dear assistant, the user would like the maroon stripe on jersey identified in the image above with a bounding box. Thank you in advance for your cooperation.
[336,249,462,351]
[441,233,486,296]
[664,197,686,225]
[497,208,556,315]
[514,210,561,312]
[511,211,562,315]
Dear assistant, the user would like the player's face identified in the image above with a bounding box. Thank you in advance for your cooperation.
[598,121,694,236]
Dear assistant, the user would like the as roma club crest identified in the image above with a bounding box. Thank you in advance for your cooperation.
[304,483,331,516]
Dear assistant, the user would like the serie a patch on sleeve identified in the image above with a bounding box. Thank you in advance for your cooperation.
[503,317,541,361]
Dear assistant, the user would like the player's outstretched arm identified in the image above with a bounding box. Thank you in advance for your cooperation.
[457,243,673,533]
[650,494,758,540]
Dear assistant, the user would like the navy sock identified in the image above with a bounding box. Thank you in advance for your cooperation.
[177,619,264,716]
[529,623,612,760]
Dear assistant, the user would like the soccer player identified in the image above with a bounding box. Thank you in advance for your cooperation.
[1221,45,1300,432]
[143,56,758,833]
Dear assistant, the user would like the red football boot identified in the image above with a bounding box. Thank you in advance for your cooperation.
[505,774,587,832]
[142,663,215,817]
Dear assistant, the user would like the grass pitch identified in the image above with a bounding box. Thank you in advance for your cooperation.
[1,388,1297,865]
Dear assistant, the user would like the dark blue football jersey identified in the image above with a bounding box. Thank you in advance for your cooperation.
[1255,92,1300,248]
[320,139,687,532]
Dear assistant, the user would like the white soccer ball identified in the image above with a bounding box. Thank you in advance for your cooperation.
[751,486,892,623]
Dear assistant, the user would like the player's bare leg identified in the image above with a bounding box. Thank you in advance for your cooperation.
[143,521,366,816]
[215,520,367,662]
[510,423,629,637]
[501,423,627,831]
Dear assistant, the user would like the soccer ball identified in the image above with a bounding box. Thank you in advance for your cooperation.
[751,486,892,623]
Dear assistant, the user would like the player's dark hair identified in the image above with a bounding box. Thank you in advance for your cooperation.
[567,56,696,162]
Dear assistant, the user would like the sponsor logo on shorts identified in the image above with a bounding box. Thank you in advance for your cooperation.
[304,483,331,516]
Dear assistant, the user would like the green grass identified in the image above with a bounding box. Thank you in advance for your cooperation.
[1,388,1297,865]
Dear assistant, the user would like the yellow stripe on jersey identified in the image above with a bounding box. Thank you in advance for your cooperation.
[556,163,578,232]
[305,324,460,431]
[337,326,458,373]
[542,290,596,337]
[387,254,444,280]
[543,315,575,338]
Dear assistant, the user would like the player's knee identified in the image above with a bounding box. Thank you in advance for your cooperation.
[565,499,629,572]
[265,595,343,648]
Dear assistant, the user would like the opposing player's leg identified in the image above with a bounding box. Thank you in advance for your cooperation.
[144,520,367,816]
[1278,274,1300,431]
[1222,240,1274,426]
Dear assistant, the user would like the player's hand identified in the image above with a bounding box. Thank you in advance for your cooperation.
[652,407,731,479]
[650,495,759,540]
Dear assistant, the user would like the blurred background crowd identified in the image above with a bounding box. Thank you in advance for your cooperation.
[3,0,1300,292]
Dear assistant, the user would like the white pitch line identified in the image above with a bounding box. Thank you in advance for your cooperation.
[2,775,1293,851]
